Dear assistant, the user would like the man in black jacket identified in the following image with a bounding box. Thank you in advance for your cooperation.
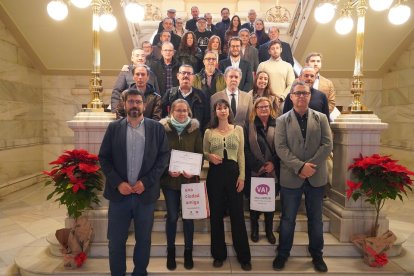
[215,8,231,51]
[185,6,199,32]
[153,18,181,50]
[162,64,210,132]
[150,42,181,97]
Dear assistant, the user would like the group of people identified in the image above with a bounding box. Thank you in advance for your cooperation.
[100,6,336,276]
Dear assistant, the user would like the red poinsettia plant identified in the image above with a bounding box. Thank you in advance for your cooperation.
[346,153,414,237]
[43,149,103,218]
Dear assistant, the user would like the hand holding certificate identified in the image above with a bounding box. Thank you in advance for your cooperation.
[168,149,203,176]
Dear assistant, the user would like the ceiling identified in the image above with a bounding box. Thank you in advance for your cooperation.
[1,0,413,77]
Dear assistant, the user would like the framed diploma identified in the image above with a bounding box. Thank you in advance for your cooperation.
[168,149,203,176]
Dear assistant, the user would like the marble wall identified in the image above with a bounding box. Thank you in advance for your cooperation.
[379,41,414,171]
[0,17,44,194]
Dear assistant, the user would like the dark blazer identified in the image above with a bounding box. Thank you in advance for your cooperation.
[152,31,182,50]
[258,40,294,67]
[283,87,330,122]
[185,18,198,32]
[275,108,332,189]
[99,118,170,204]
[219,58,253,92]
[241,45,259,72]
[241,22,255,33]
[150,57,181,97]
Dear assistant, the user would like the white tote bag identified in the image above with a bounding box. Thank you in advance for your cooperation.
[250,177,276,212]
[181,182,210,219]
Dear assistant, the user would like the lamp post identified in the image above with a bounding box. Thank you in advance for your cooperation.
[314,0,411,113]
[47,0,145,111]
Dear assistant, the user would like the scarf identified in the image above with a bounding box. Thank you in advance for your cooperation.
[170,116,191,135]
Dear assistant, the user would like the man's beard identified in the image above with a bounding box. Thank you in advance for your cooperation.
[128,108,142,118]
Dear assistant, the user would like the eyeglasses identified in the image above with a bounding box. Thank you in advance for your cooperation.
[173,109,188,113]
[291,91,311,97]
[230,45,241,48]
[179,71,194,76]
[256,105,270,110]
[204,57,216,61]
[127,99,144,105]
[162,49,174,52]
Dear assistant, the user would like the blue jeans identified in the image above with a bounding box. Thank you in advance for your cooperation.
[107,194,155,276]
[162,188,194,250]
[277,181,325,259]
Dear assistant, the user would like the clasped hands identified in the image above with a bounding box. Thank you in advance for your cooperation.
[258,161,274,175]
[118,181,145,195]
[299,162,317,179]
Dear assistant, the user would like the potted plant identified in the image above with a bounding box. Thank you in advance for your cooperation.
[43,148,103,268]
[346,153,413,267]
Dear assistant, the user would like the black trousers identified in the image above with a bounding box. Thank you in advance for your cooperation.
[206,160,251,263]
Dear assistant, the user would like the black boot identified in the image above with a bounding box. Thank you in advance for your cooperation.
[184,248,194,269]
[265,212,276,244]
[166,247,176,270]
[250,210,259,242]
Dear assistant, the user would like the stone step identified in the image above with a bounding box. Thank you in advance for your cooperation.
[47,231,405,258]
[16,238,408,276]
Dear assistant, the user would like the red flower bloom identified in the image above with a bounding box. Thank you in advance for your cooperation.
[72,179,87,193]
[42,168,59,176]
[372,253,388,267]
[79,163,100,173]
[74,252,87,267]
[346,180,362,199]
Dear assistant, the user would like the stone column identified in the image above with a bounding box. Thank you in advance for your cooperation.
[324,113,388,242]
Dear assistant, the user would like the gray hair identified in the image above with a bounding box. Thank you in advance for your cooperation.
[224,66,242,78]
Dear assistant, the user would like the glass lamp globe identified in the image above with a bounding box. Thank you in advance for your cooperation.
[314,2,336,24]
[47,0,68,21]
[100,14,117,31]
[335,16,354,35]
[71,0,92,9]
[124,2,145,23]
[369,0,393,11]
[388,3,411,25]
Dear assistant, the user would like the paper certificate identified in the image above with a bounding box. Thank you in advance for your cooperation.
[169,149,203,176]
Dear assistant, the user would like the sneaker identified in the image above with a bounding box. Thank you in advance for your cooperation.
[312,256,328,272]
[240,261,252,271]
[272,255,287,271]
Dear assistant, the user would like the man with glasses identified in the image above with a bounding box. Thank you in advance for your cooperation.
[282,67,330,121]
[219,37,253,92]
[99,89,170,276]
[193,51,226,101]
[241,9,257,33]
[204,13,216,34]
[162,64,210,132]
[210,66,253,127]
[194,17,213,53]
[151,42,180,97]
[273,80,332,273]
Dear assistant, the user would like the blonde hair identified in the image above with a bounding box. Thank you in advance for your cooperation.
[250,97,276,122]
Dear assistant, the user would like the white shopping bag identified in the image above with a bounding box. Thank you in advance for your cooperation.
[250,177,275,212]
[181,182,210,219]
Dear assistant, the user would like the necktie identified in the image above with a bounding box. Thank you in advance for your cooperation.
[231,93,237,116]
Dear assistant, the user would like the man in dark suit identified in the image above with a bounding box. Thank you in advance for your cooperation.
[239,28,259,72]
[241,9,257,33]
[283,67,330,121]
[219,37,253,92]
[157,8,176,33]
[153,17,181,50]
[185,6,199,32]
[204,13,216,34]
[273,81,332,272]
[215,8,231,51]
[99,89,170,276]
[258,26,294,67]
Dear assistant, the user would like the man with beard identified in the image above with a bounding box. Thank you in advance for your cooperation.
[116,64,162,121]
[239,28,259,73]
[185,6,200,32]
[153,17,181,50]
[215,7,231,51]
[273,81,332,272]
[257,39,295,101]
[282,66,330,121]
[111,48,159,118]
[210,66,253,127]
[162,64,210,133]
[258,26,294,67]
[219,37,253,92]
[99,89,170,276]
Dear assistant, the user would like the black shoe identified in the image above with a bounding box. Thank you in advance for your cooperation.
[272,255,287,271]
[166,248,176,270]
[312,256,328,272]
[240,261,252,271]
[264,214,276,244]
[265,230,276,244]
[184,249,194,270]
[213,259,223,268]
[250,222,259,243]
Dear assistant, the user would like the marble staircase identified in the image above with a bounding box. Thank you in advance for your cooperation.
[15,192,409,275]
